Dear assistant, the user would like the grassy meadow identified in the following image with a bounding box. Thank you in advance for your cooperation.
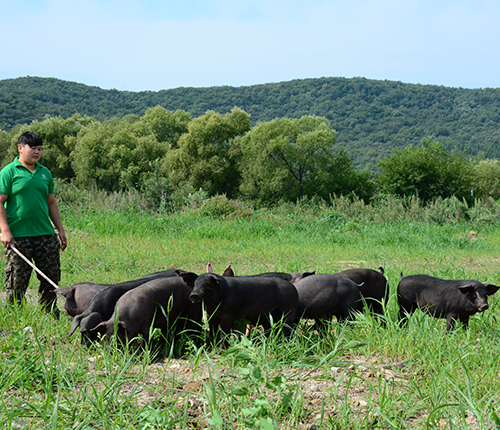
[1,189,500,429]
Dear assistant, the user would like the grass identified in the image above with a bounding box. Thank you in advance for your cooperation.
[1,193,500,429]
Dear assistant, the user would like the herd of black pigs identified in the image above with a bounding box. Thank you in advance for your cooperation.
[55,263,500,346]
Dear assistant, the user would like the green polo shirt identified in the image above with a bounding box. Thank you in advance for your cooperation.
[0,157,56,238]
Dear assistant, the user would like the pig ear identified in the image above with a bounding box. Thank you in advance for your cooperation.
[223,264,234,277]
[458,285,474,295]
[117,321,128,332]
[69,315,82,337]
[294,271,315,282]
[91,321,107,334]
[206,262,213,273]
[80,312,103,332]
[485,284,500,296]
[55,286,74,299]
[181,272,198,287]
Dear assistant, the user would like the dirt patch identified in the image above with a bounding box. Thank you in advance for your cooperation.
[92,355,416,429]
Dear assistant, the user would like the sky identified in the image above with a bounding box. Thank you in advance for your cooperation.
[1,0,499,92]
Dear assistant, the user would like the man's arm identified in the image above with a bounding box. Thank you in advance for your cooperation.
[47,193,67,251]
[0,193,13,248]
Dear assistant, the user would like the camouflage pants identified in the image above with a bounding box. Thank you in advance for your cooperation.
[4,234,61,312]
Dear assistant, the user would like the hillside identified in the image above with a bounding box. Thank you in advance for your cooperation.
[1,76,500,168]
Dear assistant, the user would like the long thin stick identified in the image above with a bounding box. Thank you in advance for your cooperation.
[10,244,59,289]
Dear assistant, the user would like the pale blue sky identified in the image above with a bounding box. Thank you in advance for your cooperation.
[1,0,499,91]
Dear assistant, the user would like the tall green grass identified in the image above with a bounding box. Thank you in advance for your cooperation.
[1,189,500,428]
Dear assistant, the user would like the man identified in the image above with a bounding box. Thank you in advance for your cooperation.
[0,132,67,316]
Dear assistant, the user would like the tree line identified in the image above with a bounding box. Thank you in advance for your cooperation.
[2,76,500,170]
[1,107,499,208]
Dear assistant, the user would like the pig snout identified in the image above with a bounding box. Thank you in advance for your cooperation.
[475,295,489,312]
[190,293,202,303]
[478,303,489,312]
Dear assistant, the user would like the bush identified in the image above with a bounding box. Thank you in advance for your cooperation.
[467,197,500,224]
[472,159,500,200]
[377,137,474,203]
[140,160,175,213]
[425,196,469,224]
[197,195,254,220]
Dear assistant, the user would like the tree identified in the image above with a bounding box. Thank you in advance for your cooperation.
[472,159,500,200]
[140,106,191,146]
[164,108,251,197]
[376,137,474,203]
[72,117,169,191]
[237,115,370,203]
[325,148,375,201]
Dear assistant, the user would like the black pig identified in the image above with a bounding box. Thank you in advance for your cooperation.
[58,269,187,318]
[252,271,315,283]
[188,273,298,341]
[334,267,388,315]
[294,274,361,328]
[216,263,314,283]
[68,269,186,344]
[55,282,108,317]
[397,274,500,330]
[92,274,201,343]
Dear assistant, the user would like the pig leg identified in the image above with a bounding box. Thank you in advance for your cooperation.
[397,296,415,327]
[207,317,221,344]
[266,311,288,337]
[446,313,469,331]
[281,309,297,338]
[218,316,235,344]
[338,303,356,321]
[313,318,329,332]
[445,314,459,331]
[459,316,470,331]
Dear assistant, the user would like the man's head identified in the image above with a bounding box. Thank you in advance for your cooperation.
[18,132,43,148]
[17,132,43,169]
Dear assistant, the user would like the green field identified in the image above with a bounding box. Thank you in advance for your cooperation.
[1,193,500,429]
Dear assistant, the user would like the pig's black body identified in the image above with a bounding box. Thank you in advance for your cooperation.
[189,273,298,341]
[251,271,315,283]
[68,269,186,344]
[334,267,388,315]
[294,274,361,328]
[56,283,108,317]
[397,274,499,330]
[92,274,201,343]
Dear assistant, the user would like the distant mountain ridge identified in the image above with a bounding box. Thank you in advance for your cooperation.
[1,76,499,168]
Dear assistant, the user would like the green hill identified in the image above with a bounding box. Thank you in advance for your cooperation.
[1,76,499,168]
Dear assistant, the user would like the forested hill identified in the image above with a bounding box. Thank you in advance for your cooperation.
[1,76,500,168]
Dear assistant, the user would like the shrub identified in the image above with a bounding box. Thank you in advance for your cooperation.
[467,197,500,224]
[472,159,500,200]
[425,196,469,224]
[198,195,254,220]
[377,137,474,203]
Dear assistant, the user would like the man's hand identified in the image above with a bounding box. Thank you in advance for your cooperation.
[59,231,67,251]
[0,230,14,248]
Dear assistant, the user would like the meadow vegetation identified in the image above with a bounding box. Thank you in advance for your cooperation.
[1,188,500,429]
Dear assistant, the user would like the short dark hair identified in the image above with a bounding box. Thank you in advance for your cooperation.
[18,132,43,147]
